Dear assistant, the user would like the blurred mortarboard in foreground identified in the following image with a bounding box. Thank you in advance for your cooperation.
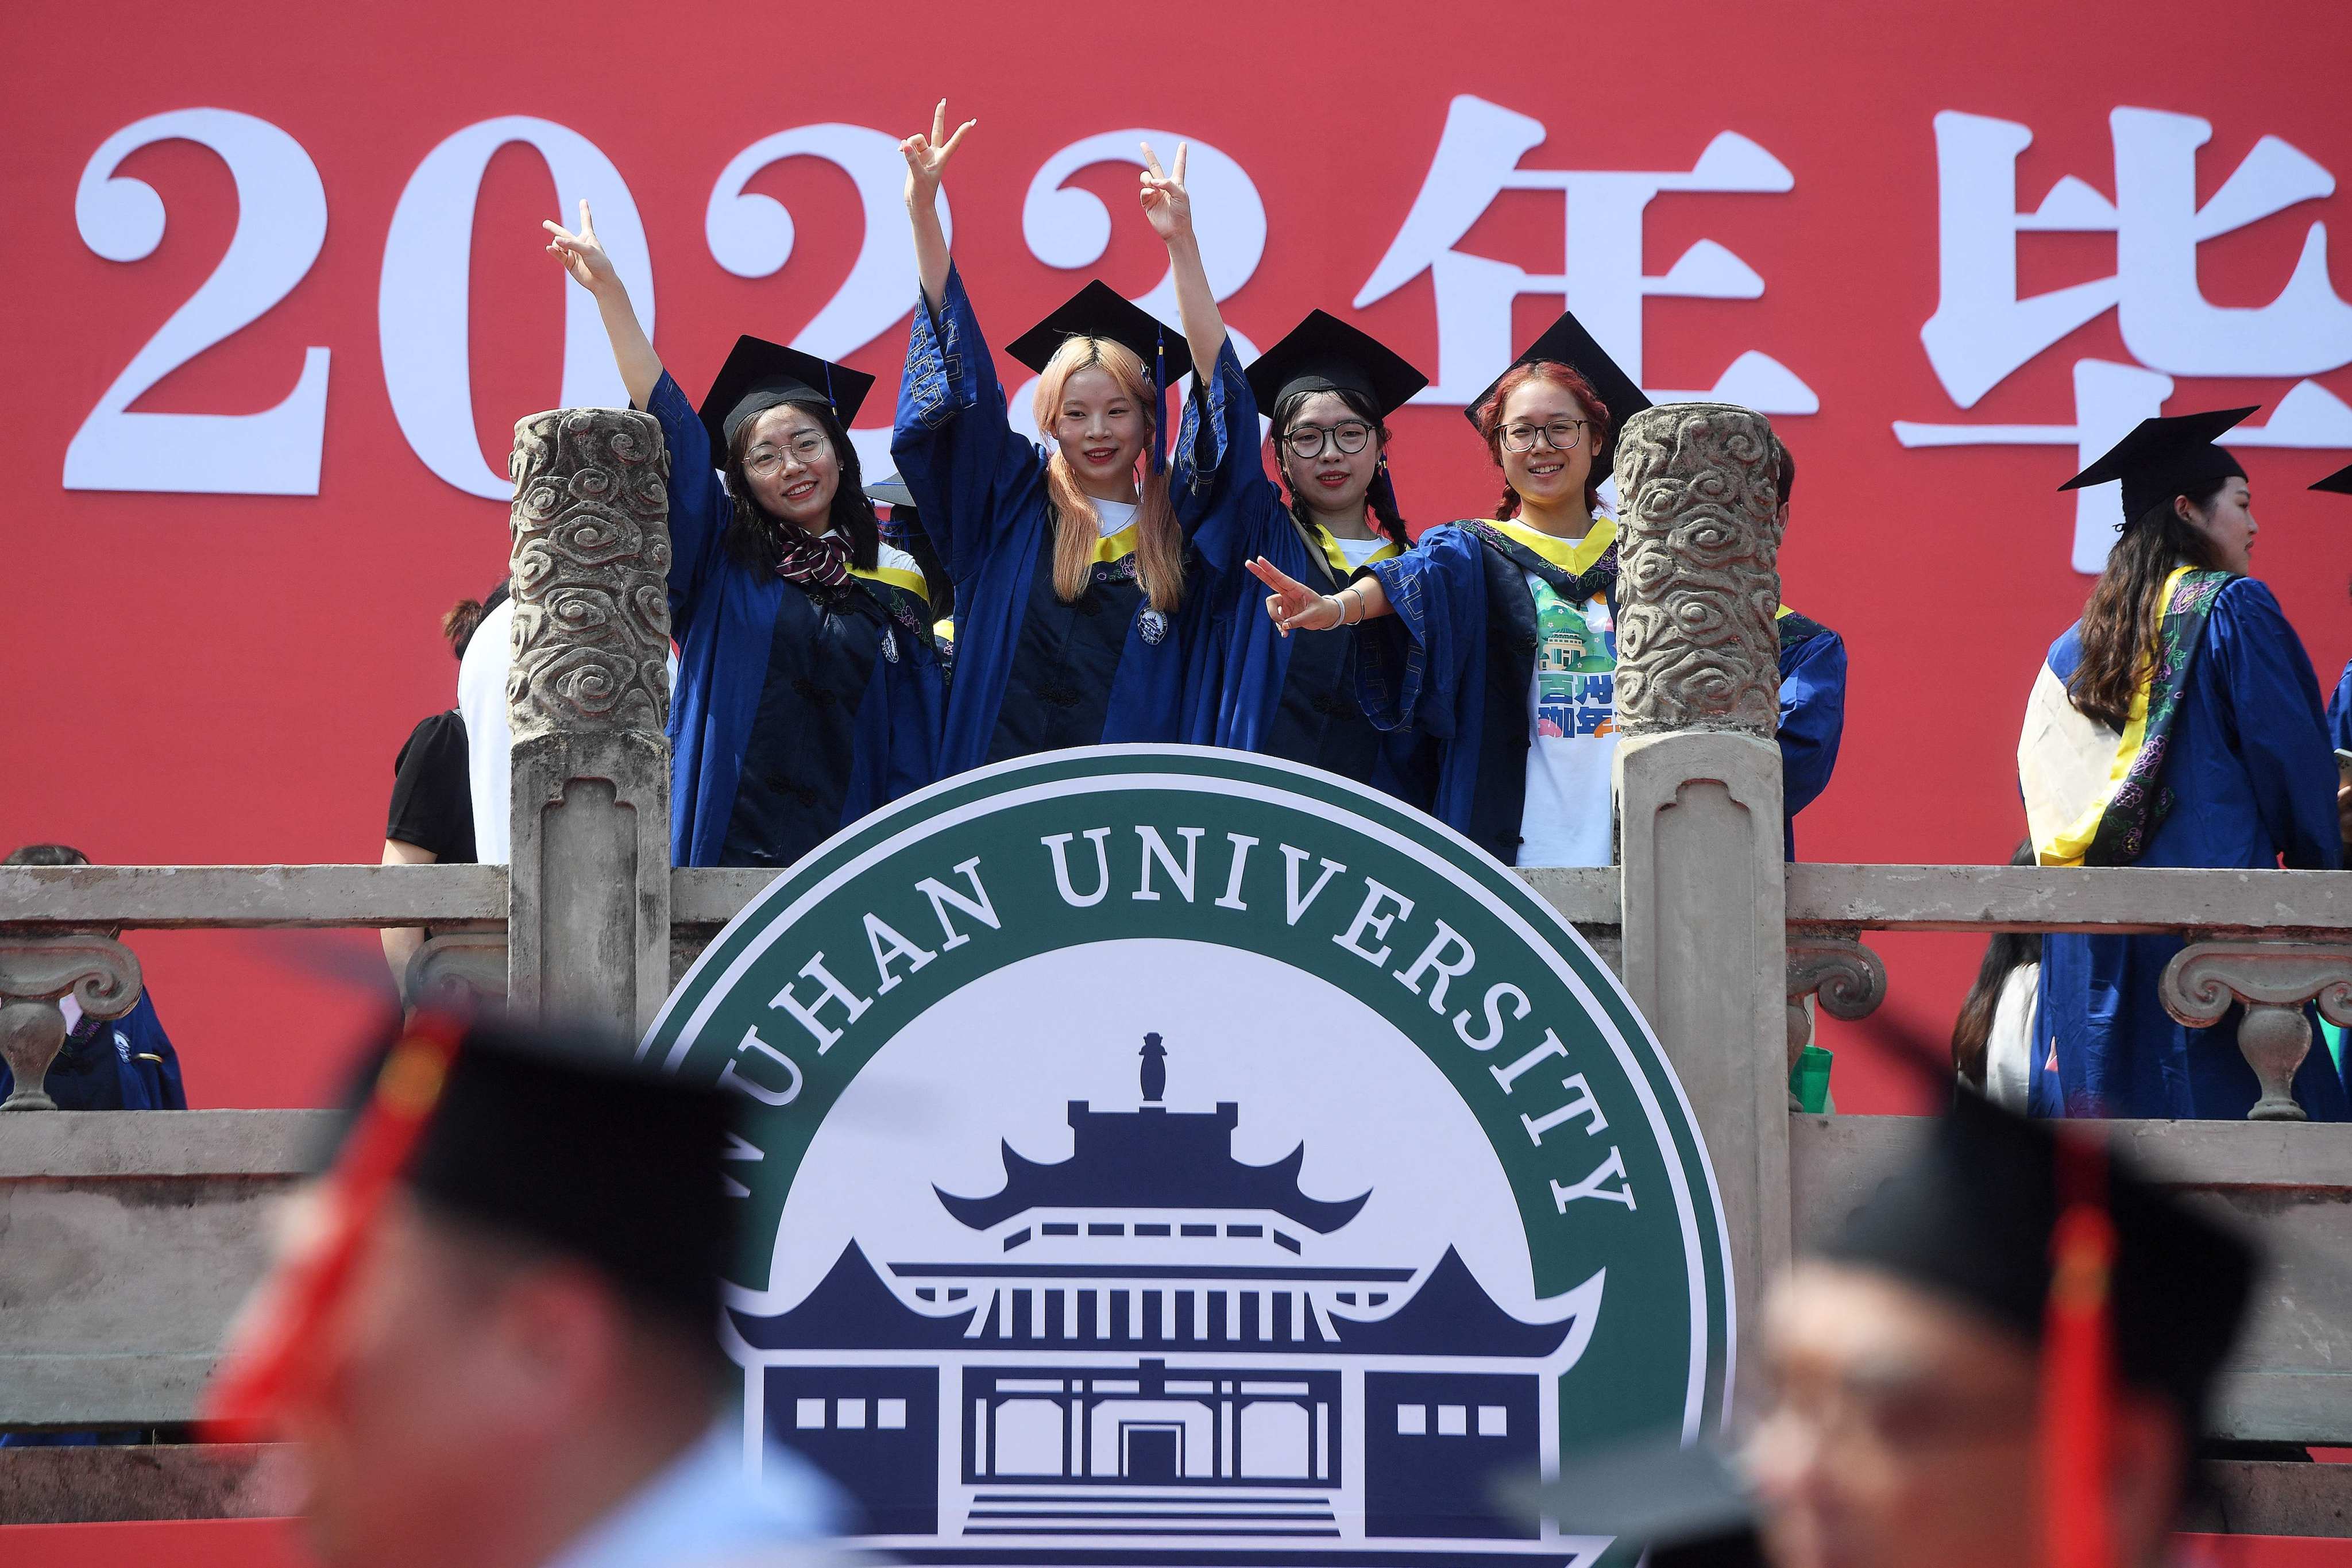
[1500,1431,1760,1568]
[698,335,875,455]
[203,1013,735,1440]
[394,1017,734,1328]
[2059,407,2255,530]
[1462,310,1652,473]
[1245,310,1429,420]
[1821,1091,2257,1429]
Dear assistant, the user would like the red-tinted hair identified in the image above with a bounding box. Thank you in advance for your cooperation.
[1472,361,1613,518]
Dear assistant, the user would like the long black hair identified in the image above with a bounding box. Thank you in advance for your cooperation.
[1268,385,1410,547]
[720,396,880,574]
[2068,477,2233,731]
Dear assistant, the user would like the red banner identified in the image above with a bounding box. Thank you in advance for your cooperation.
[5,1,2350,1110]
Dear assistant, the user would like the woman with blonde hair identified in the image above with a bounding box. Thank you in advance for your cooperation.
[892,103,1196,771]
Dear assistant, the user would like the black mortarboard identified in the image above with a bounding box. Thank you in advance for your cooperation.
[864,473,915,509]
[2059,407,2254,528]
[1007,281,1192,474]
[1462,311,1651,472]
[385,1018,735,1328]
[1821,1094,2257,1428]
[698,335,874,457]
[2312,461,2352,496]
[1504,1433,1761,1568]
[1245,310,1428,420]
[1005,280,1194,384]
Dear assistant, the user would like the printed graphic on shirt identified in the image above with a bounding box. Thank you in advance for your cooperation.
[1532,579,1616,741]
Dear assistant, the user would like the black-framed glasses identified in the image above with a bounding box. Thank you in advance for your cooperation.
[1500,419,1589,453]
[1283,421,1374,459]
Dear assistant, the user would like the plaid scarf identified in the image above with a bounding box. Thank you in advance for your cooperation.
[776,528,852,592]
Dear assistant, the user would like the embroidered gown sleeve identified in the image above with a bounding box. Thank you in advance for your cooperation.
[1354,524,1488,739]
[2206,578,2342,870]
[642,369,733,623]
[891,264,1046,583]
[1172,338,1281,578]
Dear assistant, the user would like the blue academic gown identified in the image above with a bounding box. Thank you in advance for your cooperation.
[0,992,183,1110]
[1170,339,1431,802]
[891,267,1197,775]
[2030,578,2350,1120]
[647,372,944,870]
[2327,657,2352,750]
[1355,523,1846,866]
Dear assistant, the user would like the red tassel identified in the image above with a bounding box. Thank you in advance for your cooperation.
[2041,1132,2117,1568]
[198,1011,466,1441]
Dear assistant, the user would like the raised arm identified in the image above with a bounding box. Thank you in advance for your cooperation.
[1140,142,1225,374]
[902,99,975,312]
[548,198,728,615]
[544,200,661,411]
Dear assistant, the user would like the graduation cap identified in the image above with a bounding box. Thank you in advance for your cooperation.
[397,1017,735,1328]
[2059,407,2255,528]
[1821,1092,2257,1431]
[1245,310,1429,422]
[202,1013,736,1440]
[1501,1432,1762,1568]
[2312,460,2352,496]
[698,335,875,457]
[1462,310,1651,472]
[1006,280,1194,383]
[864,473,916,510]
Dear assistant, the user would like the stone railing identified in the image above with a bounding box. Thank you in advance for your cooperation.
[2,402,2346,1535]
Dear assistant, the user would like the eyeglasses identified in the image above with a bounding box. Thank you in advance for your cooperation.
[1283,421,1374,458]
[1749,1374,2035,1466]
[744,432,830,479]
[1500,419,1589,453]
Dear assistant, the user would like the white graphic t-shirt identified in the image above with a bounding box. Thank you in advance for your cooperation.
[1506,517,1617,868]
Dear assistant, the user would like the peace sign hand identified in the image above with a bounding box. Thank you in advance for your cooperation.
[1138,141,1192,242]
[1246,556,1341,637]
[543,199,619,297]
[902,98,976,210]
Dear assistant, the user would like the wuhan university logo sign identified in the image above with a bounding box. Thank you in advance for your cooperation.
[643,747,1732,1565]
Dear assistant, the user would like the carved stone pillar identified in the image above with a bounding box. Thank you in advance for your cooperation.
[503,408,673,1044]
[2159,939,2352,1121]
[1609,402,1790,1344]
[0,936,144,1111]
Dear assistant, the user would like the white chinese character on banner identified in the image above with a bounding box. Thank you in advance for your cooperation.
[1357,94,1815,418]
[1895,108,2352,571]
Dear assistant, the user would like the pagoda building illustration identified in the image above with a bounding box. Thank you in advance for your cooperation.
[729,1034,1605,1560]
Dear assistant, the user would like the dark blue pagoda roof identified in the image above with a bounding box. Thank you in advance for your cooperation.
[730,1242,1582,1361]
[935,1100,1370,1233]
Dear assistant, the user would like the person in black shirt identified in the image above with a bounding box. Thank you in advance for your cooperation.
[381,597,489,994]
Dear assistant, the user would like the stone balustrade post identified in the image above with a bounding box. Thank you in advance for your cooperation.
[0,936,145,1111]
[2159,938,2352,1120]
[1609,403,1791,1347]
[503,409,674,1045]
